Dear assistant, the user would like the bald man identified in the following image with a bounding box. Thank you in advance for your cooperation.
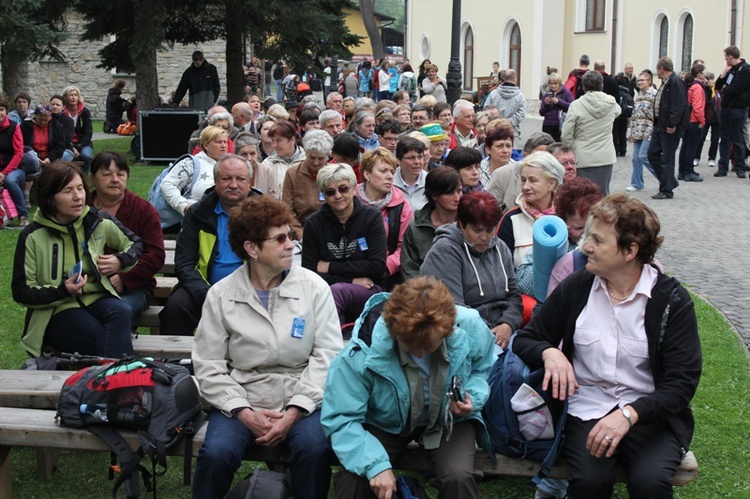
[232,102,256,135]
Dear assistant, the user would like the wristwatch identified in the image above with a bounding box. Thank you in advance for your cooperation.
[621,407,633,428]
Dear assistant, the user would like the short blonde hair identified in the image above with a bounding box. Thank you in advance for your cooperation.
[200,125,229,149]
[548,72,563,86]
[360,147,398,177]
[419,95,437,109]
[266,103,290,121]
[62,86,84,105]
[316,163,357,191]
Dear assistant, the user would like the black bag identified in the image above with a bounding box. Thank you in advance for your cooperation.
[224,468,291,499]
[618,85,635,118]
[482,334,568,486]
[57,357,205,498]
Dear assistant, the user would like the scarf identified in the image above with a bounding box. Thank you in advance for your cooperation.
[356,182,393,211]
[522,198,555,220]
[278,146,302,165]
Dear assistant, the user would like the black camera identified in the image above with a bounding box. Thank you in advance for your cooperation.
[450,375,464,403]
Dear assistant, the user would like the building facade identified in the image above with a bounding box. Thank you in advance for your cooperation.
[407,0,750,97]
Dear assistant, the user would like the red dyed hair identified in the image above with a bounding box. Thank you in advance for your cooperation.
[457,190,503,228]
[553,176,602,221]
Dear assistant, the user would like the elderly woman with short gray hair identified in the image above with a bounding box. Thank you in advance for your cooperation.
[283,130,335,239]
[301,163,386,327]
[497,151,565,268]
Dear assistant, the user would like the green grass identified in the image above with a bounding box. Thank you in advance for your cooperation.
[1,138,749,497]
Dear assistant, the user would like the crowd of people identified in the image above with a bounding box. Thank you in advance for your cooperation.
[4,49,710,499]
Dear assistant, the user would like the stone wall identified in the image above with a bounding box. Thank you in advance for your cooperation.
[3,11,228,119]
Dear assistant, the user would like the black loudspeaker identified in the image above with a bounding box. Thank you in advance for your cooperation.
[138,109,205,161]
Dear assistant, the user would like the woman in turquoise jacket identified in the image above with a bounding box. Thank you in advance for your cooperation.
[321,276,494,499]
[12,162,142,358]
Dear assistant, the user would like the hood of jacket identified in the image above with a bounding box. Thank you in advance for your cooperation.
[497,84,521,100]
[578,91,618,119]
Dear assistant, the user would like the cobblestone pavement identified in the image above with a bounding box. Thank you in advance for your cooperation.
[520,117,750,354]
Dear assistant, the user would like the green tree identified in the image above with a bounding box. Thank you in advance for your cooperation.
[0,0,68,93]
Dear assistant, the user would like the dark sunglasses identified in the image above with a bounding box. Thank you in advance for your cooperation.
[264,230,296,244]
[323,185,352,197]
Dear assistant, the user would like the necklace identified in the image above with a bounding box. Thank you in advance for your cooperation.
[607,285,631,302]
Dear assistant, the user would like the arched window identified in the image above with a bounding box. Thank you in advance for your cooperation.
[659,17,669,58]
[420,34,430,61]
[586,0,606,31]
[681,14,694,71]
[462,26,474,90]
[509,23,521,87]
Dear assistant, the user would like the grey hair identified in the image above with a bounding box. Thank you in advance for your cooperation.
[579,54,590,66]
[234,132,259,152]
[452,99,474,118]
[354,97,376,112]
[353,109,374,126]
[266,104,290,121]
[582,70,603,92]
[522,132,555,154]
[302,129,334,155]
[301,95,320,106]
[256,114,278,131]
[213,153,254,182]
[518,151,565,187]
[208,112,234,127]
[326,91,343,104]
[316,163,357,191]
[318,109,341,128]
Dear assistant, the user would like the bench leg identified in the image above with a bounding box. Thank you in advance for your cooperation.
[0,446,11,499]
[36,447,59,479]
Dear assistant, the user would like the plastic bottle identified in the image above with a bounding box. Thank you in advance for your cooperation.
[80,403,108,422]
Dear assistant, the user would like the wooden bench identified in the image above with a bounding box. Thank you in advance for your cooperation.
[0,369,699,499]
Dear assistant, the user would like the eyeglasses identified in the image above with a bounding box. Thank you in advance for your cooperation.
[264,230,296,244]
[323,184,352,197]
[559,159,579,166]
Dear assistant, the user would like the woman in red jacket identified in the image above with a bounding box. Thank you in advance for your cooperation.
[678,64,706,182]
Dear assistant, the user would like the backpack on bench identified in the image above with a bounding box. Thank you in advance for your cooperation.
[57,357,205,498]
[482,334,568,486]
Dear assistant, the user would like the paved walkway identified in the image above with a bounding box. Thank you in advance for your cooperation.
[519,118,750,354]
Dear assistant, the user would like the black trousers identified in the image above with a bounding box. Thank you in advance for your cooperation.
[563,414,684,499]
[158,285,202,336]
[612,118,628,156]
[648,126,683,196]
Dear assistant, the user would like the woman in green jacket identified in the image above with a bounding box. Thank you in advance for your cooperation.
[12,162,142,358]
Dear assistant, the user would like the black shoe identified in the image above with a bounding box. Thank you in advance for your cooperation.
[714,171,728,177]
[651,192,672,199]
[685,174,704,182]
[677,174,685,180]
[737,171,747,178]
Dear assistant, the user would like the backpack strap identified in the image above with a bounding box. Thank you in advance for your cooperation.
[531,398,569,486]
[385,203,404,255]
[88,425,152,499]
[572,248,587,271]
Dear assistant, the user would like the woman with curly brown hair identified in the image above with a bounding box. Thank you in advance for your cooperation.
[321,276,495,499]
[193,195,342,499]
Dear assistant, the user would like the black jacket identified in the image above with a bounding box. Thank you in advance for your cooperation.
[71,106,93,149]
[51,113,74,150]
[301,196,387,287]
[513,268,702,451]
[172,60,221,110]
[106,88,128,123]
[715,58,750,109]
[600,71,620,102]
[655,72,689,129]
[21,120,66,161]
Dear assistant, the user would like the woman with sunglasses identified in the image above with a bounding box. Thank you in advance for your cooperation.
[302,163,386,328]
[193,195,342,499]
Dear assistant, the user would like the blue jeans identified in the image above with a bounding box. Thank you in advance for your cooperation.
[718,107,748,173]
[630,139,653,189]
[75,145,94,176]
[119,286,151,323]
[4,169,27,217]
[61,150,75,162]
[22,150,40,175]
[44,296,134,357]
[275,80,284,102]
[193,408,333,499]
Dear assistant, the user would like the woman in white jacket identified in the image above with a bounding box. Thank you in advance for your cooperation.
[192,195,343,499]
[159,125,228,229]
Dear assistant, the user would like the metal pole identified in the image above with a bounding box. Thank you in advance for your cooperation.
[446,0,462,105]
[330,54,338,96]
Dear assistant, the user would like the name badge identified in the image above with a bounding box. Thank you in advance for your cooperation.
[291,317,306,339]
[318,191,325,202]
[357,237,369,251]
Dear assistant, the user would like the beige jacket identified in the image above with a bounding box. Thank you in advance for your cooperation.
[192,263,343,415]
[561,91,621,169]
[258,149,306,199]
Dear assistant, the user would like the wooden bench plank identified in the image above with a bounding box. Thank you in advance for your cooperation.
[154,276,178,300]
[161,251,175,275]
[0,370,76,409]
[164,239,176,251]
[132,334,193,358]
[134,306,162,334]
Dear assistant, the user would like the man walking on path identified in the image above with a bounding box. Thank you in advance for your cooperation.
[648,57,689,199]
[714,45,750,179]
[171,51,220,111]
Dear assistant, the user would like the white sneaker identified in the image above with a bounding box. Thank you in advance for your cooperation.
[708,159,716,167]
[626,186,641,192]
[693,159,699,167]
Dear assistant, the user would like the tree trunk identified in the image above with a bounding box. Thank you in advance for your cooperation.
[225,0,246,107]
[131,0,162,111]
[359,0,384,61]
